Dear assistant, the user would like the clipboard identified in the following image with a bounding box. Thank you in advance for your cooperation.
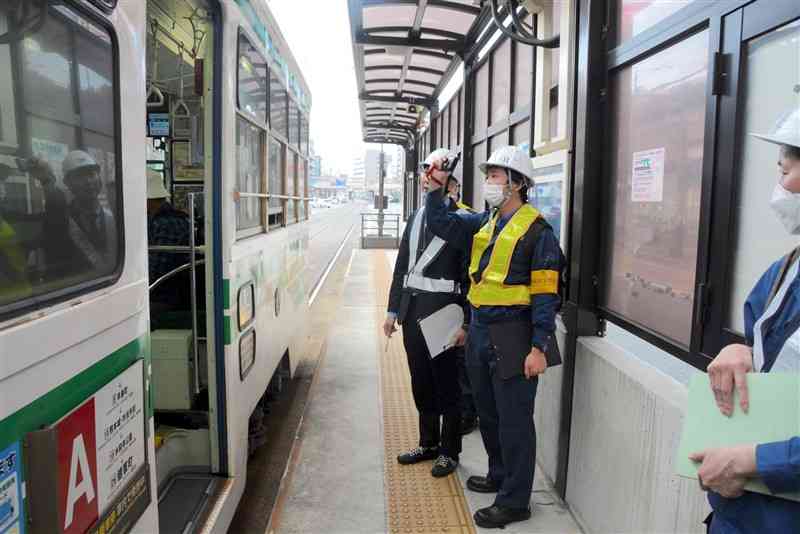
[418,304,464,358]
[488,321,562,380]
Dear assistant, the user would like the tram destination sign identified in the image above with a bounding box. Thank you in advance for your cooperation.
[24,360,149,534]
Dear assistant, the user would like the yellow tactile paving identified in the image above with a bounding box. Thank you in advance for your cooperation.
[372,250,477,534]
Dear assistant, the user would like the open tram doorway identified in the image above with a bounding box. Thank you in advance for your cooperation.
[144,0,222,530]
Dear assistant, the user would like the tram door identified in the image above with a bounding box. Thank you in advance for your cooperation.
[144,0,226,528]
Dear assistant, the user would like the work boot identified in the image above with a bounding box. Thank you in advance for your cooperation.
[466,475,500,493]
[473,504,532,529]
[460,416,477,435]
[397,446,438,465]
[430,455,458,477]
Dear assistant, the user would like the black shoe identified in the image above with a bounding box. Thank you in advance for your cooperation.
[460,416,478,435]
[466,475,500,493]
[397,446,438,465]
[431,455,458,477]
[474,504,531,529]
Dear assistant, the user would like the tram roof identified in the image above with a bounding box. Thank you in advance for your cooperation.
[348,0,491,146]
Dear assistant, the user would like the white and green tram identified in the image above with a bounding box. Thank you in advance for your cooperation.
[0,0,312,532]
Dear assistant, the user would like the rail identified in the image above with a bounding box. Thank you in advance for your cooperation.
[360,212,400,249]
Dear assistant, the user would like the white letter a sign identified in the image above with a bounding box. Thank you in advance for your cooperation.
[64,434,96,530]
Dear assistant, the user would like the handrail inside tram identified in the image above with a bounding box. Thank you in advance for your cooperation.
[147,260,205,292]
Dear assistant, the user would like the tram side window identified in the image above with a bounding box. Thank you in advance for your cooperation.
[236,118,265,236]
[286,151,297,223]
[237,32,268,125]
[268,137,284,228]
[0,4,121,315]
[270,72,288,139]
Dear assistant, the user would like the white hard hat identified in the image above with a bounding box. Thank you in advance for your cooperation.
[62,150,99,178]
[751,108,800,149]
[147,169,170,200]
[479,145,535,184]
[421,147,453,169]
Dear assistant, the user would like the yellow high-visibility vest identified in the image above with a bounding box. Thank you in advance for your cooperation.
[468,204,540,307]
[0,218,31,303]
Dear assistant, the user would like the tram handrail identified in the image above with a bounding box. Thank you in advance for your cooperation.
[148,245,206,253]
[147,259,206,292]
[236,192,312,201]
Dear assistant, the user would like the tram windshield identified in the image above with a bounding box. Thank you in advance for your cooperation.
[0,1,121,315]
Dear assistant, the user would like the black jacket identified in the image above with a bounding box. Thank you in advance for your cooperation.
[388,198,471,325]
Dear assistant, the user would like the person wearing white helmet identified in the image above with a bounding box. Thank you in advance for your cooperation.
[384,147,471,477]
[424,145,564,528]
[62,150,116,270]
[147,169,191,310]
[688,108,800,534]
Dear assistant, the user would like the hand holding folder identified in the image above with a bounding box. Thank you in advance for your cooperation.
[676,373,800,502]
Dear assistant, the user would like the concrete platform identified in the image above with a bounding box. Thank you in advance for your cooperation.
[271,250,582,533]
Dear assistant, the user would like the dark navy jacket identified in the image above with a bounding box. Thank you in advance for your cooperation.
[424,188,561,352]
[709,256,800,533]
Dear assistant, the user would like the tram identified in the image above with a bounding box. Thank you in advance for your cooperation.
[0,0,311,532]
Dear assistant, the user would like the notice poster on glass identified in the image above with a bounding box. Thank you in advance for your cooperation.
[631,148,665,202]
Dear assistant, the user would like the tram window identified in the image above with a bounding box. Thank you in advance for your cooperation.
[270,72,288,139]
[0,3,122,316]
[300,159,308,220]
[268,137,284,228]
[301,117,309,156]
[236,118,265,235]
[237,32,268,125]
[286,151,297,223]
[289,101,300,147]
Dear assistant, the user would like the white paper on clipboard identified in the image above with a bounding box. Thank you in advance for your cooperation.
[418,303,465,358]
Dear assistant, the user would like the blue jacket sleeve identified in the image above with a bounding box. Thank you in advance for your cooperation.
[744,259,784,346]
[756,437,800,494]
[530,226,561,352]
[424,188,486,252]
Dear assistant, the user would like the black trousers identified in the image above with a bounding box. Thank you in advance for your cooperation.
[400,295,463,459]
[455,346,477,420]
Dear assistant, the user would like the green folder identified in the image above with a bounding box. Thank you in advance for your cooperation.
[675,372,800,502]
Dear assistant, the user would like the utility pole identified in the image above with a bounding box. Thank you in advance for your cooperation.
[378,144,385,236]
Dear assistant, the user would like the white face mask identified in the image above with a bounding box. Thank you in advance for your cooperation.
[770,182,800,235]
[484,183,508,208]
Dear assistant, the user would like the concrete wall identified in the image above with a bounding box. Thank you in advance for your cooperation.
[535,326,710,533]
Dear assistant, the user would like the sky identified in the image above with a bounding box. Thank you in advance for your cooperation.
[267,0,368,176]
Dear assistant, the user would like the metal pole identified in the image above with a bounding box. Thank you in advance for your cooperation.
[189,192,200,396]
[378,144,385,237]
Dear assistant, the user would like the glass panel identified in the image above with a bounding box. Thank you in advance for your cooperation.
[548,3,561,139]
[299,159,307,220]
[410,52,452,72]
[406,71,441,84]
[727,20,800,333]
[363,5,417,29]
[514,38,533,112]
[530,179,564,241]
[287,152,297,222]
[490,130,509,152]
[421,7,475,35]
[459,90,465,145]
[491,39,511,124]
[616,0,705,45]
[365,68,403,80]
[603,31,710,347]
[475,62,489,133]
[270,71,288,138]
[236,118,264,232]
[403,81,434,94]
[0,5,121,313]
[268,137,284,227]
[472,141,486,207]
[238,34,268,124]
[511,119,531,148]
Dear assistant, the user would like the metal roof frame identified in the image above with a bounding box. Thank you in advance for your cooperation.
[348,0,491,146]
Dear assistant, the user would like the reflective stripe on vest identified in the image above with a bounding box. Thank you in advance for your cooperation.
[468,204,539,307]
[404,206,458,293]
